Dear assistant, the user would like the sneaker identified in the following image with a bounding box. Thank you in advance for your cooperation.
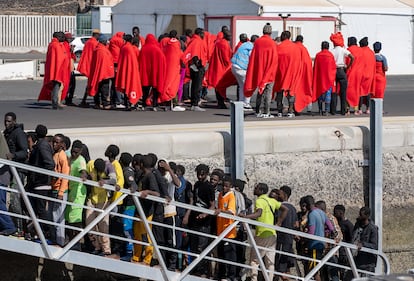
[172,106,186,112]
[256,112,264,118]
[243,104,253,111]
[115,104,126,109]
[287,112,295,118]
[354,110,363,116]
[190,106,206,112]
[365,109,370,114]
[277,112,283,118]
[262,113,274,118]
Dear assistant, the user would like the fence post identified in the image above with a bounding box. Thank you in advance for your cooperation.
[369,98,383,273]
[230,101,244,182]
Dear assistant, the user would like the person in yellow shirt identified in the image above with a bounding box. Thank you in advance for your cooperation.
[214,175,237,280]
[104,145,125,256]
[85,158,116,256]
[104,144,124,206]
[240,183,288,281]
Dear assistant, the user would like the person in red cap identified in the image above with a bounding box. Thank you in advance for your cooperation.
[38,31,70,109]
[330,32,354,115]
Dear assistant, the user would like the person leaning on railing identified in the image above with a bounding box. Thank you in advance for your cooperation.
[239,182,288,281]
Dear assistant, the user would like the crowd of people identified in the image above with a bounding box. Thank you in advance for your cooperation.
[38,23,388,117]
[1,112,380,281]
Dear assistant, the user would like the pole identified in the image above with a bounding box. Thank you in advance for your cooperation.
[230,101,244,182]
[369,98,383,273]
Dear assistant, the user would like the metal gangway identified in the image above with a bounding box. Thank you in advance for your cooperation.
[0,158,390,281]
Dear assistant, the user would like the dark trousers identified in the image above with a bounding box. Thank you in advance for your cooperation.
[162,216,177,271]
[31,189,52,237]
[51,81,61,108]
[215,90,226,107]
[189,224,211,276]
[190,67,205,106]
[142,86,159,108]
[94,79,111,107]
[217,240,237,279]
[0,186,16,231]
[182,82,190,101]
[151,214,166,263]
[65,71,76,104]
[333,67,348,114]
[359,95,371,110]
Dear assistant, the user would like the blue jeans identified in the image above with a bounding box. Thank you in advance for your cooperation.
[0,186,16,232]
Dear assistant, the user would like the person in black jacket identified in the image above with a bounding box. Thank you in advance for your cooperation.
[352,207,378,274]
[27,124,55,239]
[4,112,28,163]
[3,112,28,234]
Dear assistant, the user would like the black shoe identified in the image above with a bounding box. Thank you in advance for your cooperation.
[65,102,77,107]
[217,103,227,109]
[78,102,90,108]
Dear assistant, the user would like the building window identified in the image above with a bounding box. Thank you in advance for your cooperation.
[287,25,302,41]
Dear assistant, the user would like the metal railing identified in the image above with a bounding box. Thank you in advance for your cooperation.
[0,158,390,281]
[0,15,76,51]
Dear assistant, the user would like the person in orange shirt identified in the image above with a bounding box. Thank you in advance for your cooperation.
[51,133,70,246]
[214,175,237,280]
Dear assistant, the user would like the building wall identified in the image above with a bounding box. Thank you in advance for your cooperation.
[0,0,79,15]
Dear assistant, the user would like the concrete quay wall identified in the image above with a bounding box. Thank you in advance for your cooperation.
[48,117,414,273]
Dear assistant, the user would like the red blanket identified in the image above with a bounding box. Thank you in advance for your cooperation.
[87,44,114,96]
[206,38,232,88]
[294,42,313,112]
[274,39,302,95]
[109,32,125,64]
[312,49,336,102]
[77,37,98,77]
[359,46,376,96]
[161,38,183,102]
[139,34,166,94]
[116,42,142,105]
[346,45,364,107]
[38,38,70,101]
[244,34,278,97]
[373,59,386,99]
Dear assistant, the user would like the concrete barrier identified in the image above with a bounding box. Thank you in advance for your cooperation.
[0,60,36,80]
[51,117,414,161]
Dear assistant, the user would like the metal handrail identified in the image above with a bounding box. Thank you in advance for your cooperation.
[0,158,391,281]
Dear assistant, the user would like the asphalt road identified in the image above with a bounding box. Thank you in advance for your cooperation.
[0,75,413,130]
